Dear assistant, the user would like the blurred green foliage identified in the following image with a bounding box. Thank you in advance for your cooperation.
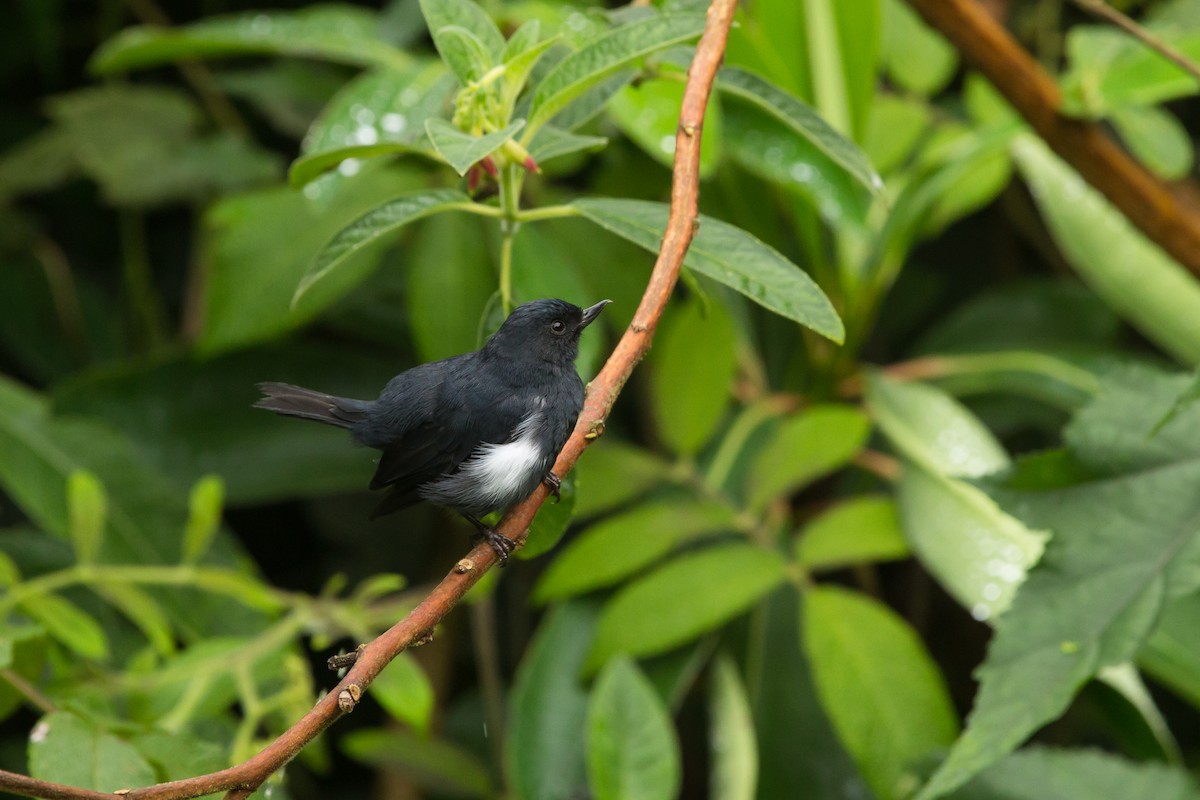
[3,0,1200,799]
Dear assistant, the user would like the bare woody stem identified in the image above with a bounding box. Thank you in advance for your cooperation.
[0,0,738,798]
[905,0,1200,278]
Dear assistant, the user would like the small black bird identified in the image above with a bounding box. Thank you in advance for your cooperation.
[254,298,610,562]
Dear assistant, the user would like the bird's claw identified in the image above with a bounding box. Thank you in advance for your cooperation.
[473,528,515,566]
[543,471,561,503]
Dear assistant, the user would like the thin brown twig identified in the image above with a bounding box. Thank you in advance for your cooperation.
[905,0,1200,278]
[1070,0,1200,85]
[0,0,738,797]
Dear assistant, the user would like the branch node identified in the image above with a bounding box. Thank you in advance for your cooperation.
[411,628,436,647]
[454,558,475,574]
[327,643,366,671]
[680,122,699,137]
[585,420,606,440]
[337,683,362,713]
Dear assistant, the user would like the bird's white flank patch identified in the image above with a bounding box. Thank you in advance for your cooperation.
[459,412,545,505]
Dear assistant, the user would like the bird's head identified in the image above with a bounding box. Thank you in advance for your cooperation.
[485,298,611,366]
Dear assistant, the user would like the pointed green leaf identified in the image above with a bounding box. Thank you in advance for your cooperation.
[91,6,409,74]
[805,587,957,800]
[501,26,560,112]
[587,544,787,670]
[0,551,20,588]
[573,440,671,520]
[20,594,108,660]
[747,405,870,511]
[419,0,505,85]
[796,495,909,571]
[1111,105,1194,180]
[879,0,957,96]
[717,67,883,196]
[528,125,608,164]
[519,473,576,559]
[526,14,707,138]
[182,475,224,565]
[587,657,681,800]
[432,25,494,84]
[66,470,106,565]
[573,198,844,341]
[343,728,493,798]
[300,188,472,303]
[608,78,724,177]
[534,499,740,603]
[370,652,435,735]
[709,655,757,800]
[960,746,1200,799]
[1014,136,1200,365]
[424,118,525,175]
[95,583,175,655]
[29,713,157,792]
[508,601,599,800]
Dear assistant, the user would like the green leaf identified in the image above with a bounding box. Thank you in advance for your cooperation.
[608,78,723,177]
[867,373,1008,478]
[1013,136,1200,365]
[129,730,226,783]
[709,655,757,800]
[863,94,931,175]
[66,470,106,565]
[879,0,957,95]
[299,188,471,304]
[95,583,175,655]
[746,405,870,511]
[290,62,455,187]
[956,746,1200,799]
[501,29,561,113]
[19,594,108,660]
[29,713,157,792]
[573,198,844,342]
[1061,23,1200,114]
[182,476,224,564]
[369,652,435,735]
[534,499,740,603]
[1110,104,1194,180]
[586,544,788,670]
[433,25,495,84]
[1151,369,1200,437]
[424,118,525,175]
[573,440,672,520]
[508,601,599,800]
[1141,591,1200,710]
[419,0,505,84]
[91,5,409,74]
[716,67,883,196]
[519,473,576,559]
[916,364,1200,799]
[805,587,958,800]
[528,125,608,164]
[343,728,493,798]
[796,495,909,571]
[526,14,707,138]
[650,298,737,455]
[0,551,20,588]
[586,657,681,800]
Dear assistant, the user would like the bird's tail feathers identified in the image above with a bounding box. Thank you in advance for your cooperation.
[254,382,370,429]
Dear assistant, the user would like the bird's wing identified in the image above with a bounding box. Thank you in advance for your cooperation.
[368,359,528,496]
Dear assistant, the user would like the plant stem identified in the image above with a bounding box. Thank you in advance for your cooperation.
[515,204,581,222]
[498,164,524,312]
[119,210,168,351]
[469,595,507,778]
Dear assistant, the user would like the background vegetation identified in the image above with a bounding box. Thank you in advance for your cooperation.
[3,0,1200,798]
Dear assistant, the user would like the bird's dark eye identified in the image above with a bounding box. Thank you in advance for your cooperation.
[550,319,567,335]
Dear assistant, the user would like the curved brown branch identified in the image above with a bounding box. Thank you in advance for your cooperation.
[905,0,1200,277]
[0,1,737,798]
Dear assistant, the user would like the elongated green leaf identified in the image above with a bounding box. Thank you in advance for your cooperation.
[343,728,493,798]
[717,67,882,195]
[573,440,671,520]
[19,594,108,660]
[419,0,505,84]
[29,713,157,792]
[1141,592,1200,710]
[1110,105,1194,180]
[608,79,723,177]
[519,474,576,559]
[299,188,471,304]
[806,587,957,800]
[1061,24,1200,115]
[526,14,706,138]
[1152,369,1200,436]
[1014,136,1200,365]
[916,364,1200,799]
[291,62,454,187]
[0,551,20,588]
[747,405,870,511]
[573,198,844,342]
[534,499,740,603]
[880,0,957,96]
[95,583,175,655]
[709,655,757,800]
[650,298,737,454]
[586,544,788,670]
[91,5,409,74]
[67,470,106,565]
[425,118,525,175]
[528,125,608,164]
[796,495,909,571]
[182,476,224,564]
[369,652,434,735]
[958,747,1200,799]
[508,601,599,800]
[587,657,681,800]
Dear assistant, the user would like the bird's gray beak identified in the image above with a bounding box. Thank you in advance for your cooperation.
[579,299,612,329]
